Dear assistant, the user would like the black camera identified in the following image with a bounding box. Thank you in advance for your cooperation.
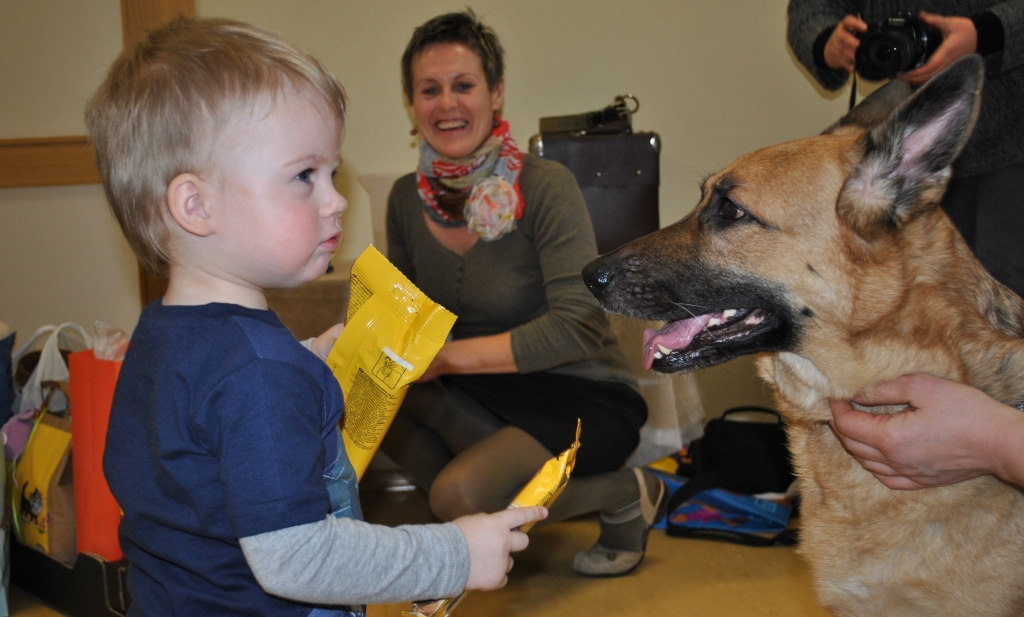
[855,14,942,80]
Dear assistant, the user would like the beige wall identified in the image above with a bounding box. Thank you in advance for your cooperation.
[0,0,858,414]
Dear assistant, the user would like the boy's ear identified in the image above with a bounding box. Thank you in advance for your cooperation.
[167,173,214,237]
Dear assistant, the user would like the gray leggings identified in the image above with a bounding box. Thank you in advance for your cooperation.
[379,379,640,523]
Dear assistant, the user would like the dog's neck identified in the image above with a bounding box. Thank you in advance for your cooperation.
[763,212,1024,420]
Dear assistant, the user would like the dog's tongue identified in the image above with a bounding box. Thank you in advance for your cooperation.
[643,314,714,370]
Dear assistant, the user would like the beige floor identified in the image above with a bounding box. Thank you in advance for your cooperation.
[10,510,830,617]
[368,517,829,617]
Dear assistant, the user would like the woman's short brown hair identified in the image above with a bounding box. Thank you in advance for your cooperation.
[401,9,505,102]
[85,18,346,277]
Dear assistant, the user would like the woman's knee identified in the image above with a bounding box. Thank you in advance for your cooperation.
[428,464,505,520]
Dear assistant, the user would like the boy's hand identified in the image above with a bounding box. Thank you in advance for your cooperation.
[453,506,547,590]
[311,323,345,361]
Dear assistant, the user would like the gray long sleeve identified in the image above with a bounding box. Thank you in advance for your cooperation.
[240,516,469,606]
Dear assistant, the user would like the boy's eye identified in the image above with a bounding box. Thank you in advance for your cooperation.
[297,169,314,183]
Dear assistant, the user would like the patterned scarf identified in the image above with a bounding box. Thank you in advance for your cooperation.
[416,117,524,241]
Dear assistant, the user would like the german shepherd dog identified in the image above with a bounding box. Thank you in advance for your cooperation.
[583,56,1024,616]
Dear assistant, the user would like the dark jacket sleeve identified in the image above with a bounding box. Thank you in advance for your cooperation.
[787,0,861,90]
[987,1,1024,72]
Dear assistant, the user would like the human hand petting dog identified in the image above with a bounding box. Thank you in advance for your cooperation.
[829,374,1024,489]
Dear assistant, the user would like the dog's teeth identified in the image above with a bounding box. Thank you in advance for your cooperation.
[723,309,737,319]
[708,317,722,327]
[656,344,672,355]
[745,314,764,325]
[653,351,663,359]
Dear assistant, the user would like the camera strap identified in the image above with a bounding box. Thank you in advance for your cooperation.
[849,72,858,112]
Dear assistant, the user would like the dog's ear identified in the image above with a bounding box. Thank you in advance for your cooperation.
[823,79,913,134]
[838,55,983,239]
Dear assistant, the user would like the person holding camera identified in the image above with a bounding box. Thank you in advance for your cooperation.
[787,0,1024,299]
[379,10,665,578]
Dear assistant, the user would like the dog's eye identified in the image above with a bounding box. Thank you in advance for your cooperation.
[720,198,746,220]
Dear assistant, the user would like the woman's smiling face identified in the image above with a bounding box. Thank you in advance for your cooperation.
[410,42,504,160]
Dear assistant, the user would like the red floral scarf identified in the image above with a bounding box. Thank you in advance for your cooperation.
[416,117,525,240]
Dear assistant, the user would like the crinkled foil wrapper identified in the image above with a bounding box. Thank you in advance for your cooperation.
[402,420,581,617]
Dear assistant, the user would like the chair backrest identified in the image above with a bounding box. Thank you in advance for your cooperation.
[358,172,406,256]
[529,132,661,253]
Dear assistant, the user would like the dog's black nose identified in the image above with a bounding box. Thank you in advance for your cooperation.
[581,259,614,298]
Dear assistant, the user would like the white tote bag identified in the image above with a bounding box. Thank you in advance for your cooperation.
[10,323,91,415]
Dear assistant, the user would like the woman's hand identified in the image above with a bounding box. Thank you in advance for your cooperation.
[310,323,345,361]
[415,332,517,383]
[824,15,868,72]
[898,12,977,85]
[829,374,1024,489]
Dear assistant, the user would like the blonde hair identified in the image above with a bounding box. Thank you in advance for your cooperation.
[86,18,346,276]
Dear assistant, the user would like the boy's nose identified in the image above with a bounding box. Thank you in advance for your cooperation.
[325,187,348,218]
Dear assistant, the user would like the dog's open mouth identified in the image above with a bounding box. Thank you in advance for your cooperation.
[643,308,773,370]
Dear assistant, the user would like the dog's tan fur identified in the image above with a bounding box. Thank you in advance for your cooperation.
[584,58,1024,616]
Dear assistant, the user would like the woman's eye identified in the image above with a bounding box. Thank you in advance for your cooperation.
[455,81,474,92]
[721,198,745,220]
[421,86,438,96]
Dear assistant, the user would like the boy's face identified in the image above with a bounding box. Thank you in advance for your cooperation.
[205,89,346,291]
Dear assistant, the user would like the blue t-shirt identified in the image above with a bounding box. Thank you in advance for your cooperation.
[104,302,360,616]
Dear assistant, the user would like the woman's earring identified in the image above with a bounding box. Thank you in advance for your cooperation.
[410,127,418,136]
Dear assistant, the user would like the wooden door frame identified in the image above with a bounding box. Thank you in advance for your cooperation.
[0,0,194,306]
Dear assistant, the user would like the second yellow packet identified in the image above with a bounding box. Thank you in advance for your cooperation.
[327,246,456,480]
[405,420,581,617]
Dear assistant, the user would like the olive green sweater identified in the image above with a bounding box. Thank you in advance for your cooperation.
[386,154,637,389]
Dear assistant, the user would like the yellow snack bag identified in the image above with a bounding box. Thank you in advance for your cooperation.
[405,420,581,617]
[327,246,456,480]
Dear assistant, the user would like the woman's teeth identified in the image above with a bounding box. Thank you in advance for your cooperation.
[436,120,467,130]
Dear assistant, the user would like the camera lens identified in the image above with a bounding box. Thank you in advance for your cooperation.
[856,30,916,80]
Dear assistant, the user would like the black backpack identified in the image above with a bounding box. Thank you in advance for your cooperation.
[665,406,798,546]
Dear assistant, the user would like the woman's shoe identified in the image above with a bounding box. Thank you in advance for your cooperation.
[572,467,668,576]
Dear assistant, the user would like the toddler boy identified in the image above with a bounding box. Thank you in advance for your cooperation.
[87,18,543,616]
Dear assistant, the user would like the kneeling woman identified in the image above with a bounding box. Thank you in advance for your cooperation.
[381,10,664,577]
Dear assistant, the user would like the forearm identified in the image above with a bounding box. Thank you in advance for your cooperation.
[435,332,517,375]
[240,516,469,605]
[985,403,1024,488]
